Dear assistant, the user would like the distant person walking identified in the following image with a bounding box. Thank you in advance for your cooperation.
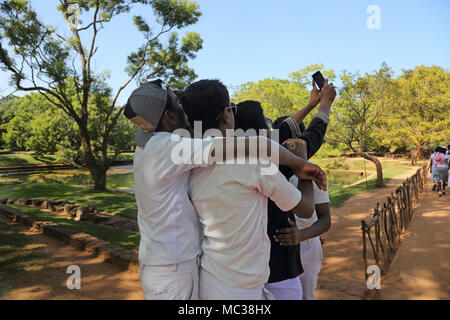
[433,147,448,196]
[430,147,440,191]
[447,145,450,187]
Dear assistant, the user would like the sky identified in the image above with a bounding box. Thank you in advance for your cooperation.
[1,0,449,105]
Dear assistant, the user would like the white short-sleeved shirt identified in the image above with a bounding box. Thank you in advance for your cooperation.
[133,132,215,266]
[189,163,302,288]
[289,177,329,229]
[289,176,330,251]
[431,153,436,171]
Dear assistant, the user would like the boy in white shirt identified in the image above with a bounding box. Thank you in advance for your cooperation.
[182,80,319,300]
[125,80,327,300]
[278,177,330,300]
[274,140,331,300]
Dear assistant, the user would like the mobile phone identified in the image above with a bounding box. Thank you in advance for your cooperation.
[312,71,325,90]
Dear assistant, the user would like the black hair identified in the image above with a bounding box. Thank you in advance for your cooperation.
[234,100,268,131]
[435,146,441,153]
[180,79,229,134]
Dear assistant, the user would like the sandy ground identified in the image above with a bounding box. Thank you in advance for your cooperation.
[0,215,143,300]
[377,183,450,299]
[316,166,432,300]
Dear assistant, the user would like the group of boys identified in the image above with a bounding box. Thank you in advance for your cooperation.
[123,77,336,300]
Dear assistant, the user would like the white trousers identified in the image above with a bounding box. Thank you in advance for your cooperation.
[139,258,199,300]
[199,268,274,300]
[264,277,303,300]
[299,238,323,300]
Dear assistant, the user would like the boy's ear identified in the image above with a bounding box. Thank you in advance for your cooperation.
[216,109,228,123]
[129,115,156,133]
[222,108,233,126]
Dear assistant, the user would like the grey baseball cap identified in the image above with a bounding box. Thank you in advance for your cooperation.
[127,80,168,148]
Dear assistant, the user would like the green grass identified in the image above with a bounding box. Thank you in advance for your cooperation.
[0,181,138,219]
[9,204,139,251]
[327,159,424,207]
[0,153,67,167]
[0,217,54,296]
[113,153,134,161]
[0,152,133,167]
[312,157,414,171]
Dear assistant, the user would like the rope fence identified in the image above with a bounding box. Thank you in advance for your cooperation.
[361,164,429,279]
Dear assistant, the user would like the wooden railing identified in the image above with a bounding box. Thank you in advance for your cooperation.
[361,165,429,278]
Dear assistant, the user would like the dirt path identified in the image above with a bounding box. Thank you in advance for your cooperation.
[0,215,143,300]
[316,166,426,300]
[377,183,450,299]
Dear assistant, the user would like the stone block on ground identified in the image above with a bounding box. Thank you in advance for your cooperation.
[31,199,43,207]
[16,198,31,205]
[41,200,49,209]
[63,204,78,216]
[74,207,89,221]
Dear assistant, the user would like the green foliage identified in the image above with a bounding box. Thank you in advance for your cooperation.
[0,0,203,189]
[233,64,335,122]
[310,142,344,159]
[328,63,395,152]
[0,89,136,160]
[374,65,450,156]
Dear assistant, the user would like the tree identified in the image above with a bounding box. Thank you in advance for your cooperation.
[375,65,450,164]
[0,91,137,164]
[0,0,202,190]
[0,94,17,147]
[328,64,395,187]
[233,64,335,122]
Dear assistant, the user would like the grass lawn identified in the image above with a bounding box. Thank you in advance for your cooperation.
[326,159,425,207]
[0,153,67,167]
[0,182,137,219]
[113,153,134,161]
[8,204,139,251]
[0,216,55,296]
[0,152,134,167]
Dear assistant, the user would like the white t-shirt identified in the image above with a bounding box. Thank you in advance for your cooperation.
[289,176,330,250]
[431,153,436,171]
[133,132,215,266]
[189,163,302,288]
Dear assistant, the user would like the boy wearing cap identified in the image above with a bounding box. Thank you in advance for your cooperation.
[124,80,327,300]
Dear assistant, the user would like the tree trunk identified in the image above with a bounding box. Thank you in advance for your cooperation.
[77,120,108,191]
[357,150,385,187]
[411,142,423,165]
[90,164,108,191]
[410,150,417,166]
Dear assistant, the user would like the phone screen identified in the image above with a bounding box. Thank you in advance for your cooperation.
[312,71,325,90]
